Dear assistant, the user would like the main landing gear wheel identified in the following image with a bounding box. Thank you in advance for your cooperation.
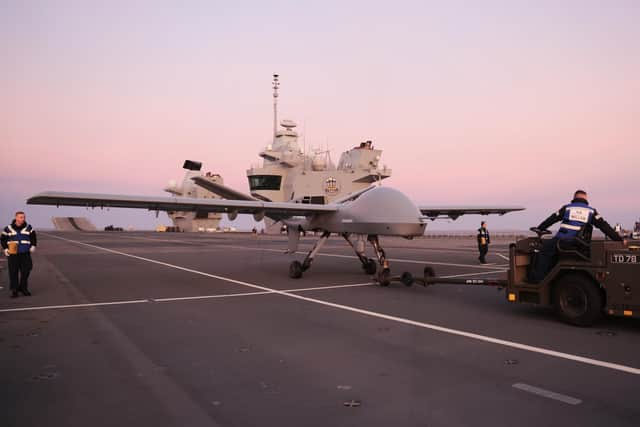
[377,269,391,287]
[289,261,304,279]
[363,258,377,275]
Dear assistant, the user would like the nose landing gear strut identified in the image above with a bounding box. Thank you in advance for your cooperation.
[342,233,377,275]
[368,235,391,286]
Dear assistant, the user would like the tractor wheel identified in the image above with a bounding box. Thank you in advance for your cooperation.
[552,274,602,326]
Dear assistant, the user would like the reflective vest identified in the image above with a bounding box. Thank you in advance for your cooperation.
[4,224,34,254]
[556,202,594,240]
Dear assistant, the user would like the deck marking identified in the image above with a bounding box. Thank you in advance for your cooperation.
[91,234,510,270]
[217,244,511,270]
[33,233,640,376]
[496,253,509,261]
[0,283,374,312]
[0,299,149,313]
[0,272,498,313]
[512,383,582,405]
[154,282,375,303]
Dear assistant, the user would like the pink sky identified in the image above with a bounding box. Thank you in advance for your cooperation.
[1,1,638,230]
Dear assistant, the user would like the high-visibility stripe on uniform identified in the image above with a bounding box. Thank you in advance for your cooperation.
[4,224,34,253]
[559,224,582,231]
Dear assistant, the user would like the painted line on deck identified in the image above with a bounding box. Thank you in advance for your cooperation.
[496,253,509,261]
[0,299,150,312]
[83,234,509,270]
[0,270,502,312]
[126,235,512,255]
[0,282,374,313]
[153,282,375,303]
[221,244,510,270]
[512,383,582,405]
[34,233,640,376]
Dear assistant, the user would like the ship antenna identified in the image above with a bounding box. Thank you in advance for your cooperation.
[272,74,280,144]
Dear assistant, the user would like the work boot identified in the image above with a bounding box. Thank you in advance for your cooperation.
[10,291,18,298]
[19,288,32,296]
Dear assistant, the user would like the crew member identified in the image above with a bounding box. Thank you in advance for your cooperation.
[1,211,37,298]
[477,221,490,264]
[529,190,623,282]
[614,223,622,235]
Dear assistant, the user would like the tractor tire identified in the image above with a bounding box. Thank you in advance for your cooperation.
[552,274,602,326]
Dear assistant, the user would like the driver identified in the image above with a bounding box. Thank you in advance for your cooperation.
[529,190,624,282]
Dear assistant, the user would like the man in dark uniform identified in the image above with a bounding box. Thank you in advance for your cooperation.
[529,190,623,282]
[477,221,490,264]
[1,211,37,298]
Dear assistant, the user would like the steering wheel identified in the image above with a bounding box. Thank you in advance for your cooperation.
[529,227,552,239]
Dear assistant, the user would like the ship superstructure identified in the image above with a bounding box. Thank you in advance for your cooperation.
[246,75,392,205]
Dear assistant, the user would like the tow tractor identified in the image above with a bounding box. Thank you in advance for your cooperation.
[393,228,640,326]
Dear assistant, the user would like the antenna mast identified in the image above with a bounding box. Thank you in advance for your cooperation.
[272,74,280,144]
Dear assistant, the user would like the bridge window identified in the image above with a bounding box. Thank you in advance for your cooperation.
[248,175,282,191]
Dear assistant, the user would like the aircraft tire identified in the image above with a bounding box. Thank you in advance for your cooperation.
[289,261,304,279]
[377,269,391,287]
[363,258,377,275]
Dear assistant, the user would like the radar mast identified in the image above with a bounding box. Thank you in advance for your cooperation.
[272,74,279,144]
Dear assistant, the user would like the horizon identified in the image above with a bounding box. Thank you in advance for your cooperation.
[2,1,638,231]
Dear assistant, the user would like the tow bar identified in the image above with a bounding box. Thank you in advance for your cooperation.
[388,266,508,288]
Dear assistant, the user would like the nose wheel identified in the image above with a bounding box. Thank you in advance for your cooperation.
[342,233,379,276]
[377,269,391,286]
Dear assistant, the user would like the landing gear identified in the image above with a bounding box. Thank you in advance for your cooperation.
[342,233,377,276]
[368,235,391,286]
[363,258,377,275]
[288,231,330,279]
[377,269,391,286]
[289,260,304,279]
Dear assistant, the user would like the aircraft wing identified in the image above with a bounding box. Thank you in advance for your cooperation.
[27,191,337,218]
[419,205,525,220]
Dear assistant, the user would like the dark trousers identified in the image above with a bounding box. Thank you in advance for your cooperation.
[7,253,32,292]
[529,238,558,283]
[478,244,489,263]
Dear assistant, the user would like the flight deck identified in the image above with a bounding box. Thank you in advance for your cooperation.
[1,232,638,427]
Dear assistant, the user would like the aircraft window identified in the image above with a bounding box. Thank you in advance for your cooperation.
[248,175,282,191]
